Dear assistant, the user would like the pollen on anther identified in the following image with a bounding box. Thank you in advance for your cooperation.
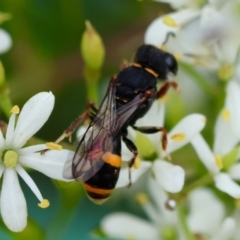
[162,16,178,27]
[133,157,141,169]
[46,142,62,151]
[170,133,186,142]
[159,93,169,103]
[10,105,20,114]
[135,193,149,205]
[38,199,50,208]
[215,155,223,170]
[235,199,240,209]
[221,109,230,121]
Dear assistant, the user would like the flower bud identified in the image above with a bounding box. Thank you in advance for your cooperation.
[80,20,105,70]
[0,12,12,25]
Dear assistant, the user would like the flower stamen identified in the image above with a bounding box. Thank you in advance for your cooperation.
[10,105,20,114]
[221,109,230,121]
[158,93,169,103]
[3,150,18,168]
[162,16,178,28]
[135,193,149,205]
[235,199,240,209]
[215,155,223,170]
[170,133,186,142]
[133,157,141,169]
[38,199,50,208]
[46,142,62,151]
[218,64,234,81]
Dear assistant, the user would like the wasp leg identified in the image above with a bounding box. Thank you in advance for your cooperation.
[122,135,138,187]
[132,125,169,156]
[55,101,99,144]
[156,81,178,99]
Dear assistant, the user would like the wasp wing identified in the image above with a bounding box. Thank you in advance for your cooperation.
[63,78,151,182]
[63,78,117,182]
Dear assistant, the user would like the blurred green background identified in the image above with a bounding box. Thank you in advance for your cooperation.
[0,0,227,239]
[0,1,174,239]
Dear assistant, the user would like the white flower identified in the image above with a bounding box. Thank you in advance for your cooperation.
[0,92,71,232]
[0,28,12,54]
[191,81,240,198]
[101,177,235,240]
[117,100,206,193]
[145,1,240,76]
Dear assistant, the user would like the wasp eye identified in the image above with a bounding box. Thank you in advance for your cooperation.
[165,55,178,75]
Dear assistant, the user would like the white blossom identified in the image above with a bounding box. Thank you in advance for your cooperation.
[0,92,72,232]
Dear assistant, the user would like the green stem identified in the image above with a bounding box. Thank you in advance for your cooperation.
[182,173,213,195]
[86,78,99,104]
[177,200,195,240]
[0,93,12,118]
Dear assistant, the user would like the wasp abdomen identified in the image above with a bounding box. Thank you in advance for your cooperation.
[84,152,122,204]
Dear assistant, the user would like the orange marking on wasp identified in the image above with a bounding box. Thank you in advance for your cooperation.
[83,183,113,195]
[102,151,121,168]
[144,67,158,78]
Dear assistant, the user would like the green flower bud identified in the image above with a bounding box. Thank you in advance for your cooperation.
[0,12,12,25]
[80,20,105,70]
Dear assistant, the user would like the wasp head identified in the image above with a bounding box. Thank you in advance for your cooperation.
[134,44,178,80]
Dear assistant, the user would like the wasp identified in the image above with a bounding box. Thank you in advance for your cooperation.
[61,44,178,204]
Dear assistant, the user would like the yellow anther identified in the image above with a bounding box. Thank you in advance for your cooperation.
[174,53,183,60]
[10,105,20,114]
[126,235,136,240]
[162,16,178,27]
[135,193,149,205]
[133,157,141,169]
[160,45,167,51]
[38,199,50,208]
[158,93,169,103]
[170,133,186,142]
[218,64,234,81]
[235,199,240,209]
[215,155,223,170]
[221,109,230,121]
[3,150,18,168]
[46,142,62,151]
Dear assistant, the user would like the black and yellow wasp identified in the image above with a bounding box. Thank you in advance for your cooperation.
[62,44,178,204]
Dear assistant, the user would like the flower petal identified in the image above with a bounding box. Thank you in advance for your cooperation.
[191,134,219,173]
[213,111,238,156]
[187,188,225,235]
[228,163,240,180]
[101,212,158,240]
[16,164,43,202]
[148,176,178,225]
[19,150,73,181]
[12,92,55,148]
[214,173,240,198]
[145,9,199,46]
[0,28,12,54]
[225,81,240,139]
[1,168,27,232]
[135,101,165,151]
[18,144,48,155]
[153,159,185,193]
[210,218,236,240]
[0,128,5,150]
[116,161,151,188]
[166,114,206,155]
[5,113,16,147]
